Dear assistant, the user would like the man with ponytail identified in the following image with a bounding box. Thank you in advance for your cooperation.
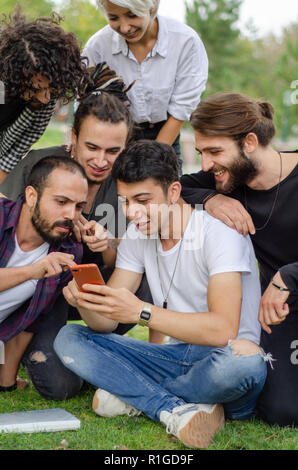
[181,92,298,427]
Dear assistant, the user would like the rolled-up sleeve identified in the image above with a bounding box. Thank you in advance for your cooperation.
[168,35,208,121]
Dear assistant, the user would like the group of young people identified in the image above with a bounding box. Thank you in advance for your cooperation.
[0,0,297,450]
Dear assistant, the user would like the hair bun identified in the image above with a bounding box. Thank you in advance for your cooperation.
[259,101,274,120]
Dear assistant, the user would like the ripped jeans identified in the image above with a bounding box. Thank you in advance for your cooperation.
[54,324,267,421]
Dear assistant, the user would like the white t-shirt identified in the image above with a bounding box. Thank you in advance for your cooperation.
[83,15,208,123]
[0,235,49,324]
[116,210,261,345]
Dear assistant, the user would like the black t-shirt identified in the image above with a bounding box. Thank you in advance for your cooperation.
[181,153,298,311]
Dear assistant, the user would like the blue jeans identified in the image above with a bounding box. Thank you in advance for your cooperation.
[54,324,267,422]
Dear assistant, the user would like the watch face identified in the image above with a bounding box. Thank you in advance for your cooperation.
[140,310,151,321]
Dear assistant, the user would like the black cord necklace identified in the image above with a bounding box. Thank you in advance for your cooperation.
[155,235,184,310]
[244,152,282,231]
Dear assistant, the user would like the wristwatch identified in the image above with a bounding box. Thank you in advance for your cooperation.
[138,303,152,327]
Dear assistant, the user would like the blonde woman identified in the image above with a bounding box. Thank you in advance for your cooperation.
[83,0,208,173]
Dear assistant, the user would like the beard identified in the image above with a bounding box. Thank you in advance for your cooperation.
[31,200,74,245]
[212,147,258,194]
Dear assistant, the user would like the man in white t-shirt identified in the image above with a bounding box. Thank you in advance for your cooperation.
[0,156,88,392]
[54,140,267,449]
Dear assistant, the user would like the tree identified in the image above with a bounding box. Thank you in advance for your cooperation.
[1,0,55,20]
[58,0,107,48]
[274,23,298,139]
[185,0,244,95]
[1,1,107,50]
[185,0,298,139]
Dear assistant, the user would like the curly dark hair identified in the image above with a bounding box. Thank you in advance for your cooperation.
[0,7,90,103]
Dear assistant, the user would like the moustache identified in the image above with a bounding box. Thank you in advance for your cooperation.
[52,220,74,231]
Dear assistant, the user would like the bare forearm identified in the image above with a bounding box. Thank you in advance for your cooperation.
[147,307,238,347]
[156,115,184,146]
[77,306,118,333]
[102,241,118,268]
[0,266,35,292]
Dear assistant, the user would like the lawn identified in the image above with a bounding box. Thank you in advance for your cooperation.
[31,126,66,150]
[1,126,297,450]
[0,324,297,451]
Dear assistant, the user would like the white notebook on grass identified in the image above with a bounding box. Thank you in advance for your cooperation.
[0,408,81,434]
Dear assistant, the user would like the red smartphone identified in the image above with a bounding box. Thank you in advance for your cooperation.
[70,263,105,292]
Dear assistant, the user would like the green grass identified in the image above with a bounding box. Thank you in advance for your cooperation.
[31,127,65,150]
[0,324,297,450]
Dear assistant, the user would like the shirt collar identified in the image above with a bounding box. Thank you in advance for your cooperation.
[111,15,168,58]
[151,16,168,58]
[5,196,23,231]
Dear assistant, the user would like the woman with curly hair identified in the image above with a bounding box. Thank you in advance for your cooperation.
[83,0,208,174]
[0,7,90,183]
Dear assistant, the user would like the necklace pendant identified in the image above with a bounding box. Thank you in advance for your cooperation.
[163,301,168,309]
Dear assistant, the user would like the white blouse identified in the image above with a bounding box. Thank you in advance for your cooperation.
[83,15,208,124]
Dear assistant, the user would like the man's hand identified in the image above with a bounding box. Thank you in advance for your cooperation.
[205,194,256,236]
[75,283,144,324]
[63,278,81,308]
[258,271,290,334]
[81,220,110,253]
[30,252,75,280]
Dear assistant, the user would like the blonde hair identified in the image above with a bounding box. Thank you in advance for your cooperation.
[97,0,160,18]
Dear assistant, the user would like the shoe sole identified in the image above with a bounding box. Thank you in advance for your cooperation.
[179,403,225,449]
[92,389,141,417]
[92,391,100,414]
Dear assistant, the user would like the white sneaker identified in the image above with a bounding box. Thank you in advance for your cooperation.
[92,388,141,418]
[160,403,225,448]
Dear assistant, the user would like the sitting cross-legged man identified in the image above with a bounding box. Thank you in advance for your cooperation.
[54,140,267,449]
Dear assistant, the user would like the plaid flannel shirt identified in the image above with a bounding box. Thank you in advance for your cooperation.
[0,197,83,343]
[0,99,56,173]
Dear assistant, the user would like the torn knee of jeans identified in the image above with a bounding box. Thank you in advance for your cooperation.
[30,351,47,363]
[228,339,264,357]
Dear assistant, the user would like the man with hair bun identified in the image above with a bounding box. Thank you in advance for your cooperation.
[0,7,89,183]
[181,92,298,427]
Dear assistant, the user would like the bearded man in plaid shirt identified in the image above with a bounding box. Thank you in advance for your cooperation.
[0,156,88,392]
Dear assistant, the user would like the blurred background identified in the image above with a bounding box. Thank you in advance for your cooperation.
[2,0,297,171]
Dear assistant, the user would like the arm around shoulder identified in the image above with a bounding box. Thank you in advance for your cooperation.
[279,262,298,292]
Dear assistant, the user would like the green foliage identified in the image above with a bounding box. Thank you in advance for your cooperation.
[0,0,56,20]
[186,0,243,95]
[58,0,107,49]
[185,0,298,140]
[0,0,107,51]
